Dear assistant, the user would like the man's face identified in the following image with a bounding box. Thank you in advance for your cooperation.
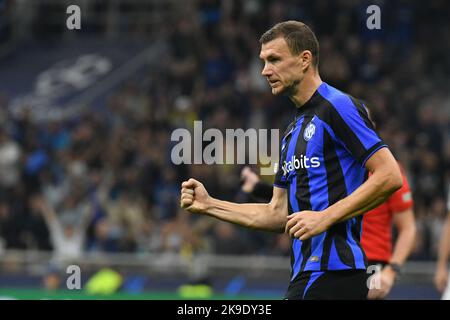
[259,37,304,95]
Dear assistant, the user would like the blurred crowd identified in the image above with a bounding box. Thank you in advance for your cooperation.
[0,0,449,262]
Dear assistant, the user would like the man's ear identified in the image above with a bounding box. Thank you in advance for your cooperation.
[300,50,313,70]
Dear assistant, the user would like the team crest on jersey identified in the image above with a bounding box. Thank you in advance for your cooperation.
[303,122,316,141]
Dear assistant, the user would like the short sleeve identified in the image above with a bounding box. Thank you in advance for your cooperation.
[387,168,414,213]
[325,98,387,166]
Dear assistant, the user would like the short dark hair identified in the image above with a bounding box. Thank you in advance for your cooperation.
[259,21,320,67]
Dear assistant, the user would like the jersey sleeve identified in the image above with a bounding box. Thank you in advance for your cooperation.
[387,166,414,213]
[326,98,387,166]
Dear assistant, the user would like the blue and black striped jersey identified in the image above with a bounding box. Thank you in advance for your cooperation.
[274,82,387,281]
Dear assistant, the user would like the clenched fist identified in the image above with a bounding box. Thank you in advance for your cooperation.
[180,178,211,214]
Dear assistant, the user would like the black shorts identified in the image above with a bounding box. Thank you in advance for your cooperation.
[284,269,369,300]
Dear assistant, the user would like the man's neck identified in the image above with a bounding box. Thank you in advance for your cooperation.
[289,73,323,108]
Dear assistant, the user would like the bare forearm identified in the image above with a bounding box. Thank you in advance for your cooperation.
[391,227,416,265]
[334,197,386,223]
[181,179,287,232]
[326,173,402,224]
[437,215,450,268]
[206,198,286,232]
[389,210,417,265]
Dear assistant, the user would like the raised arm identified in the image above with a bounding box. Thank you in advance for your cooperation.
[35,196,58,226]
[180,178,288,233]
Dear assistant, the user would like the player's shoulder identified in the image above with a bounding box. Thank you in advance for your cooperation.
[315,82,368,120]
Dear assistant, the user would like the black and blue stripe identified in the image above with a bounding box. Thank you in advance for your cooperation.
[274,82,386,278]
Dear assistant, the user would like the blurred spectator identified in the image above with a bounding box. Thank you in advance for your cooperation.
[0,128,21,189]
[36,194,92,265]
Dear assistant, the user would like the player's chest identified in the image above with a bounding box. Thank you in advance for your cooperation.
[280,116,325,179]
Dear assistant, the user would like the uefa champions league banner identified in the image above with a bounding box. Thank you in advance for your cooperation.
[0,38,152,122]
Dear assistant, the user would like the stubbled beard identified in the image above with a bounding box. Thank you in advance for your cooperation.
[282,79,300,97]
